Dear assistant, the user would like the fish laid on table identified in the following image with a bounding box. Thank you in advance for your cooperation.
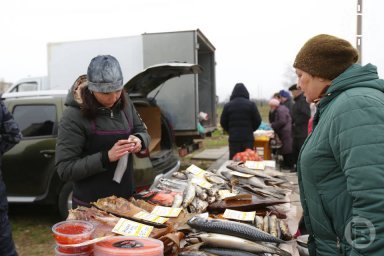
[187,216,284,243]
[202,246,272,256]
[182,180,196,208]
[185,233,291,256]
[91,195,168,228]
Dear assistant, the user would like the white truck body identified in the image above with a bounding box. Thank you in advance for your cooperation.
[9,30,216,144]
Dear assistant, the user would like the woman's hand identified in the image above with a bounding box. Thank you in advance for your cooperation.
[108,135,142,162]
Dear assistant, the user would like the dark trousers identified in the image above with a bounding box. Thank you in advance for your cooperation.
[0,178,18,256]
[292,136,307,165]
[229,140,254,160]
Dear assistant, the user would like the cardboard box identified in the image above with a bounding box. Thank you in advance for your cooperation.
[136,106,161,152]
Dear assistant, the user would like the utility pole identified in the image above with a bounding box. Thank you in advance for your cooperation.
[356,0,363,64]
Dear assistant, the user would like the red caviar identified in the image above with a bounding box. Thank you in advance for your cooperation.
[52,220,94,245]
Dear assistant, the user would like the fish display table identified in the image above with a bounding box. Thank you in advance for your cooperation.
[62,160,304,256]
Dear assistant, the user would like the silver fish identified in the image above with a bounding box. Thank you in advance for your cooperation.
[187,216,284,243]
[182,181,196,208]
[186,233,291,256]
[172,193,183,208]
[202,246,269,256]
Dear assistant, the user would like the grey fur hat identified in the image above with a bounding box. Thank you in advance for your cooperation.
[87,55,124,93]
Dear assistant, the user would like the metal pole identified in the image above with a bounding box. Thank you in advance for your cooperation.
[356,0,363,64]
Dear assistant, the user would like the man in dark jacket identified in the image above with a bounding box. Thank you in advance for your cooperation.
[288,84,310,171]
[220,83,262,159]
[0,100,22,256]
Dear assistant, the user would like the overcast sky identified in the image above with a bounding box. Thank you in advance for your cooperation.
[0,0,382,101]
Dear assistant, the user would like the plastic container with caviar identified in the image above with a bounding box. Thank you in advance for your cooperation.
[52,220,95,255]
[94,236,164,256]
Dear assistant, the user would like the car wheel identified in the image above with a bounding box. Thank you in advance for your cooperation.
[58,182,73,220]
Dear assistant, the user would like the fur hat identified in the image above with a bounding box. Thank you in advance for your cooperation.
[87,55,124,93]
[288,84,298,91]
[293,34,359,80]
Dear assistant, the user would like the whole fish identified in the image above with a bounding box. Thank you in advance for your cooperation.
[254,215,264,231]
[278,219,292,241]
[204,172,227,185]
[195,185,208,201]
[172,193,183,208]
[202,246,270,256]
[269,215,278,238]
[182,181,196,208]
[187,216,284,243]
[185,233,291,256]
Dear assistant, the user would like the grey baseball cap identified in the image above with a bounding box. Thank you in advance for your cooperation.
[87,55,124,93]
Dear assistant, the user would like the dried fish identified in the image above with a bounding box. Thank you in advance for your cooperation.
[187,216,284,243]
[207,196,216,204]
[182,181,196,208]
[172,171,188,180]
[254,215,264,231]
[185,233,291,256]
[269,215,278,238]
[195,185,208,201]
[263,214,270,233]
[278,219,293,241]
[204,172,227,185]
[172,193,183,208]
[190,197,209,213]
[202,246,270,256]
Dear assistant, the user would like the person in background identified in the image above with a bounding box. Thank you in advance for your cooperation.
[220,83,262,159]
[55,55,150,208]
[278,89,294,116]
[268,98,293,169]
[0,100,22,256]
[288,84,310,171]
[294,34,384,254]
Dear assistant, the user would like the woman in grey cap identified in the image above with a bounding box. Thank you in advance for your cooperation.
[55,55,150,208]
[294,34,384,255]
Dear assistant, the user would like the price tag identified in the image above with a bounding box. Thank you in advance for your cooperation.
[151,206,182,218]
[133,211,169,224]
[244,161,265,170]
[218,189,237,199]
[230,170,254,178]
[223,209,256,222]
[112,218,153,237]
[186,164,208,178]
[191,177,212,189]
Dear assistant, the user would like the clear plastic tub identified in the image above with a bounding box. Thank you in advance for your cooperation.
[52,220,95,245]
[54,246,93,256]
[55,242,93,254]
[94,236,163,256]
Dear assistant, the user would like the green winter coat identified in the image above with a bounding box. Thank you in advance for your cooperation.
[298,64,384,255]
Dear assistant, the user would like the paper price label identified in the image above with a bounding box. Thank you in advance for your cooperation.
[191,177,212,189]
[151,206,182,218]
[186,164,207,178]
[112,218,153,237]
[223,209,256,222]
[218,189,237,199]
[133,211,169,224]
[230,170,254,178]
[244,161,265,170]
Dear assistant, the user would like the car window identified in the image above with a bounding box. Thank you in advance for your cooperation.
[13,105,56,137]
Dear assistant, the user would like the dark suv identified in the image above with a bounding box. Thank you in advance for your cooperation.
[1,63,201,219]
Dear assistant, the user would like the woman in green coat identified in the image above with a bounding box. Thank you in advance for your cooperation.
[293,34,384,255]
